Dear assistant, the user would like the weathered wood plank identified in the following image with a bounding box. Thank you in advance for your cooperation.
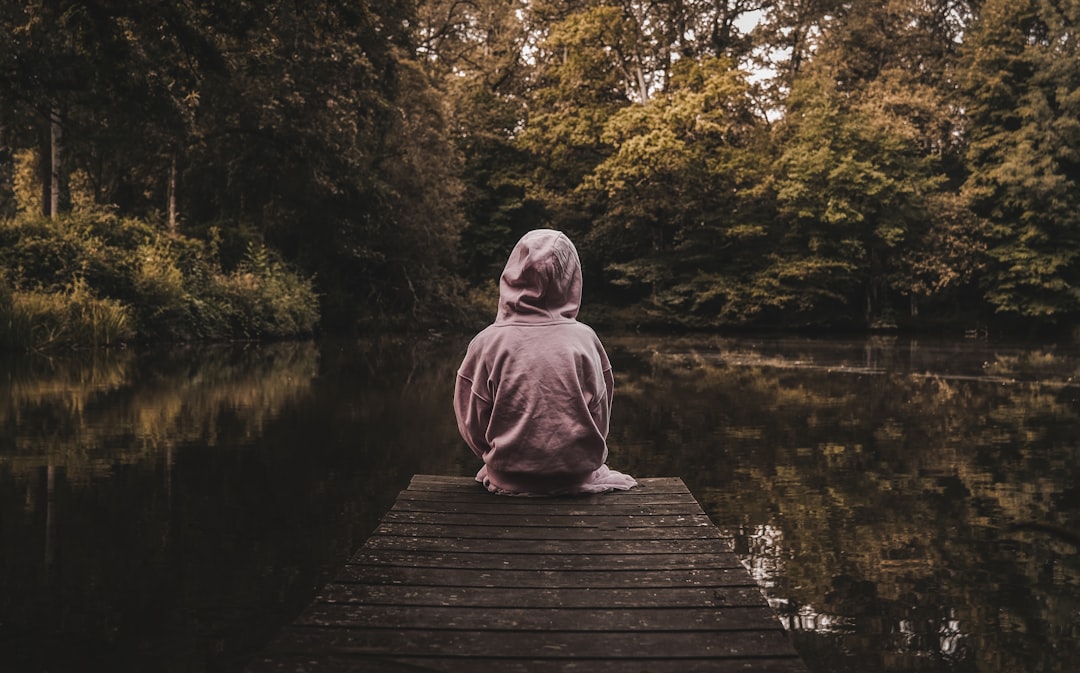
[381,509,715,528]
[360,534,736,555]
[248,654,810,673]
[315,584,770,608]
[372,521,725,540]
[334,565,753,588]
[391,500,710,516]
[294,604,782,631]
[263,625,799,659]
[347,549,745,570]
[394,490,701,505]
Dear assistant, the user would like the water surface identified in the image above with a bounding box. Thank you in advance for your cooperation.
[1,335,1077,672]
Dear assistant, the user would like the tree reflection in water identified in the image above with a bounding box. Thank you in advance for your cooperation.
[606,335,1080,673]
[0,335,1077,673]
[0,338,468,673]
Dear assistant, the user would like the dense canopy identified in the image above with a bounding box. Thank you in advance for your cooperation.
[2,0,1079,344]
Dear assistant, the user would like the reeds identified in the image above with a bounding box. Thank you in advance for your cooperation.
[1,279,133,352]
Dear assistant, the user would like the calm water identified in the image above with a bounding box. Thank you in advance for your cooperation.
[1,335,1077,672]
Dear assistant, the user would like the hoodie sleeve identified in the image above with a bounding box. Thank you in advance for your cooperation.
[591,344,615,439]
[454,369,493,459]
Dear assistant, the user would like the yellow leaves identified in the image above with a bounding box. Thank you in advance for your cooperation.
[724,224,768,241]
[583,56,758,204]
[546,5,625,50]
[11,149,41,220]
[135,240,185,306]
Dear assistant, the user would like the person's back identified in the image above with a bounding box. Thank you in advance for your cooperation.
[454,229,636,495]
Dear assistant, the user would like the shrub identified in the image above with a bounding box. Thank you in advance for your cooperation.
[0,212,319,349]
[134,239,186,306]
[215,243,319,339]
[0,278,134,352]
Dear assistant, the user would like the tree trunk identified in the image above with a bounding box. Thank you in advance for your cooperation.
[168,154,178,233]
[634,63,649,104]
[49,106,62,219]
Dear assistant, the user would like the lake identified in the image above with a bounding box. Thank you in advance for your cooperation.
[1,334,1077,672]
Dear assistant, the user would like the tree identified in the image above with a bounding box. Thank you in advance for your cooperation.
[0,1,215,220]
[753,0,981,327]
[1,1,470,330]
[751,0,841,82]
[962,0,1080,319]
[580,56,773,324]
[414,0,541,283]
[894,191,988,319]
[771,68,946,326]
[510,4,635,245]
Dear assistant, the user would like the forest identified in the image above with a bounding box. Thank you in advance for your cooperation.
[1,0,1078,349]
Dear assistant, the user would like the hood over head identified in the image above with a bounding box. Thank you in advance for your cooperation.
[497,229,582,322]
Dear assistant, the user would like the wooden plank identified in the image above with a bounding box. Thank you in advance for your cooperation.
[360,535,736,555]
[391,500,710,516]
[372,521,725,540]
[294,604,782,631]
[245,475,809,673]
[380,509,715,528]
[393,490,701,505]
[347,550,746,570]
[263,625,799,659]
[315,584,770,608]
[333,565,753,588]
[248,655,810,673]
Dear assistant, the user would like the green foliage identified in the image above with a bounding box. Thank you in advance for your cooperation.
[0,0,463,333]
[962,0,1080,318]
[421,5,538,285]
[581,56,778,325]
[0,211,318,351]
[219,243,321,340]
[3,0,1080,334]
[771,65,950,325]
[0,276,133,352]
[514,4,634,234]
[11,149,42,219]
[134,239,186,307]
[895,192,990,318]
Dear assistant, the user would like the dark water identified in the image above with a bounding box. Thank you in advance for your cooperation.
[1,335,1077,672]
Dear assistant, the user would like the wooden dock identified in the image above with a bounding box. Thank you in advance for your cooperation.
[246,475,809,672]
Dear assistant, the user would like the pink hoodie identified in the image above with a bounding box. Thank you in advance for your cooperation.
[454,230,637,495]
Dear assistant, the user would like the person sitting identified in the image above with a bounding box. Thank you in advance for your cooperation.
[454,229,637,495]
